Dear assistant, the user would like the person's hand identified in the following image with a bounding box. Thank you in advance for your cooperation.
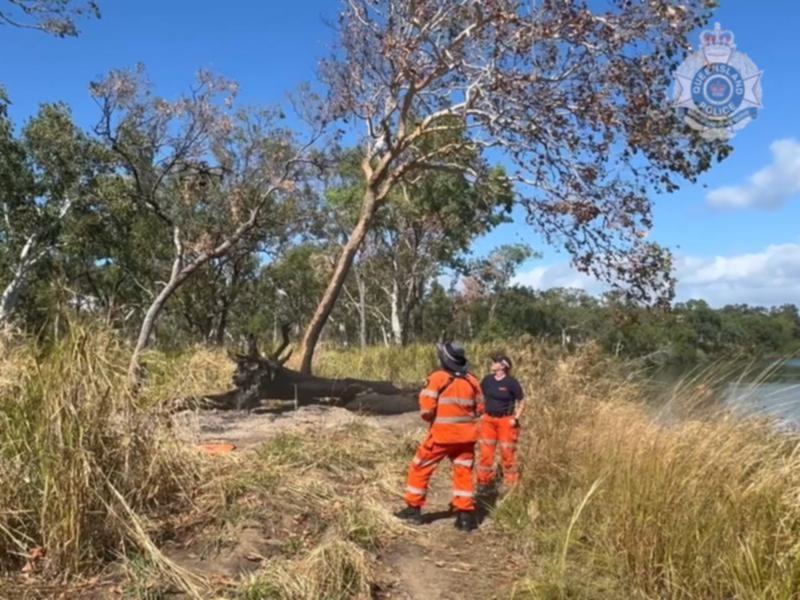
[510,417,520,428]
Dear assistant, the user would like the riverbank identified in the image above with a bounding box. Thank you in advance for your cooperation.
[2,328,799,598]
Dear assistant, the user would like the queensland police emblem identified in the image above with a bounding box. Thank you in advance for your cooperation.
[673,23,762,140]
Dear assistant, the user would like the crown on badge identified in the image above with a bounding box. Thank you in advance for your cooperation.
[708,81,727,97]
[700,23,735,62]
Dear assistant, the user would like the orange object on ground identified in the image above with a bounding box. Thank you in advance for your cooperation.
[404,434,476,511]
[403,369,483,511]
[477,414,519,486]
[197,442,236,454]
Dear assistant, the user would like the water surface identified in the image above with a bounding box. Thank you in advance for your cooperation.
[725,359,800,427]
[651,359,800,428]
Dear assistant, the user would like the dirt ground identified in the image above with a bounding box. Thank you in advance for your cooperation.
[174,406,522,600]
[175,404,420,449]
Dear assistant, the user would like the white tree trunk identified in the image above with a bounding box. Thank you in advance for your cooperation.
[379,323,390,347]
[127,225,226,381]
[390,277,403,346]
[356,271,367,348]
[128,247,188,381]
[0,235,41,325]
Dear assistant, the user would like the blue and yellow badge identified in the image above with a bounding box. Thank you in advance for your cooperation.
[673,23,762,140]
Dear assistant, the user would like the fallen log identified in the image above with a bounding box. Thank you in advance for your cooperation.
[192,327,419,415]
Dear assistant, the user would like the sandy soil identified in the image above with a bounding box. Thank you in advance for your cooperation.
[171,406,521,599]
[174,405,420,449]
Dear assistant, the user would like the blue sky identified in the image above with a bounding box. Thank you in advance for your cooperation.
[1,0,798,306]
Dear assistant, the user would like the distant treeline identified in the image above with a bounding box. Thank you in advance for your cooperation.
[424,285,800,363]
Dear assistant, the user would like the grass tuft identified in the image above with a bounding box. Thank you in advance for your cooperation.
[241,538,372,600]
[0,323,203,594]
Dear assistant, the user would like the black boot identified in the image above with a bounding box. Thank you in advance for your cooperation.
[454,510,477,532]
[395,505,423,524]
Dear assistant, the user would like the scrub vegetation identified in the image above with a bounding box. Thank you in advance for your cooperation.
[498,348,800,599]
[2,325,798,598]
[2,1,797,598]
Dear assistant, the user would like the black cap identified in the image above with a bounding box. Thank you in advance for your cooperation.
[437,342,468,374]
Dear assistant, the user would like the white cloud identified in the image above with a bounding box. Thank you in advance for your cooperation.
[675,244,800,306]
[513,243,800,307]
[513,262,606,295]
[706,138,800,210]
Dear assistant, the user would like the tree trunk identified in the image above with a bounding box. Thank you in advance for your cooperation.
[489,298,499,326]
[400,276,421,345]
[0,234,40,326]
[212,258,243,346]
[356,270,367,348]
[128,264,191,381]
[390,277,403,346]
[128,228,202,381]
[213,300,230,346]
[194,353,418,415]
[297,188,381,373]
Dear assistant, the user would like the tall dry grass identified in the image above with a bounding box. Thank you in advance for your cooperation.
[314,337,566,384]
[3,327,798,599]
[493,346,800,599]
[0,324,205,589]
[320,342,800,598]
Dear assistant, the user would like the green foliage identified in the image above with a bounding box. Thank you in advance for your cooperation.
[0,78,791,364]
[458,287,800,363]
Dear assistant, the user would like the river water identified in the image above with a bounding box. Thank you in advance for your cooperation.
[725,358,800,427]
[650,358,800,428]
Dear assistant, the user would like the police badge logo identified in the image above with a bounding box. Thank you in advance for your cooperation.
[673,23,763,140]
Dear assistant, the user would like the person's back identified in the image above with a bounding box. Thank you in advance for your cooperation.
[396,342,482,532]
[421,369,482,444]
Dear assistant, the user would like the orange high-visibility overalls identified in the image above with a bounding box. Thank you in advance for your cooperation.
[404,370,484,512]
[477,415,519,486]
[477,374,523,486]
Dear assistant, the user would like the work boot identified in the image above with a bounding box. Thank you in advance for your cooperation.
[454,510,477,532]
[395,505,423,524]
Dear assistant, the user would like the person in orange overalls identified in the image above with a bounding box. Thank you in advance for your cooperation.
[477,354,525,491]
[395,342,483,532]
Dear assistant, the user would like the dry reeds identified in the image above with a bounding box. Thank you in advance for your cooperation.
[497,348,800,599]
[0,324,202,594]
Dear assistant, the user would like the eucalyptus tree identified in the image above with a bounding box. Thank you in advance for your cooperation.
[463,243,536,327]
[90,67,317,379]
[0,98,99,327]
[296,0,729,373]
[320,141,513,347]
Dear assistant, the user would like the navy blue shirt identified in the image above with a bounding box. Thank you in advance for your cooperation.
[481,375,524,416]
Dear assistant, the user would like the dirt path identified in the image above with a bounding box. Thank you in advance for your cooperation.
[176,407,522,599]
[175,404,420,449]
[374,466,522,600]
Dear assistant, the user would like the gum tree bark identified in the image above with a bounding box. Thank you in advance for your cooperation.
[298,185,381,373]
